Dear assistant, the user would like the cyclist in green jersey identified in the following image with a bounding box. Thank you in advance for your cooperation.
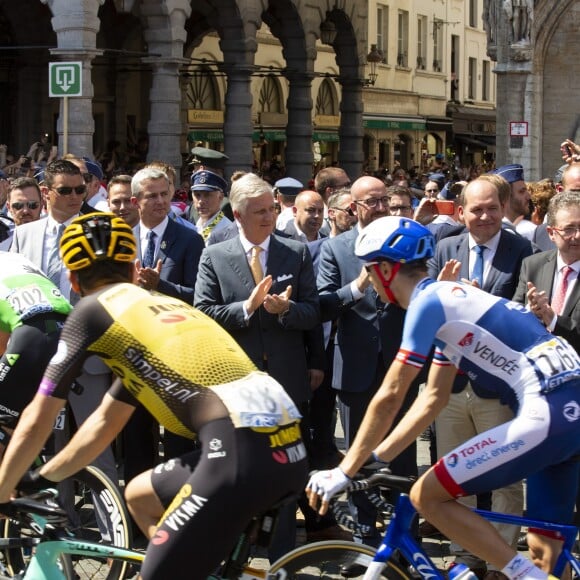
[0,252,71,453]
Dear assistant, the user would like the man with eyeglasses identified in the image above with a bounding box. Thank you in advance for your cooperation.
[387,185,415,219]
[424,179,441,199]
[317,175,420,545]
[7,177,43,226]
[514,190,580,354]
[314,167,352,235]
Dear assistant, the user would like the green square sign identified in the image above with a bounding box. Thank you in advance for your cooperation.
[49,62,82,97]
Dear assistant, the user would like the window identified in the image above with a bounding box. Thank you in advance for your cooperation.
[433,19,443,72]
[468,57,477,100]
[397,10,409,67]
[482,60,491,101]
[417,15,427,70]
[377,4,389,64]
[469,0,478,28]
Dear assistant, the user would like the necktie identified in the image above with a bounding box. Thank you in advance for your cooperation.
[143,230,157,269]
[471,245,486,286]
[249,246,264,284]
[552,265,573,315]
[46,223,65,286]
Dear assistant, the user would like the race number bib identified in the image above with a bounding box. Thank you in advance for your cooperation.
[210,372,301,428]
[7,285,52,320]
[53,407,66,431]
[526,337,580,392]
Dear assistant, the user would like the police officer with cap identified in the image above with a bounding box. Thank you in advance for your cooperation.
[489,163,533,238]
[274,177,304,230]
[189,147,229,176]
[187,147,232,223]
[191,169,232,244]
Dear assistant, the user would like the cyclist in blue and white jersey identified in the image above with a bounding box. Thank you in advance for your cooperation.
[307,216,580,580]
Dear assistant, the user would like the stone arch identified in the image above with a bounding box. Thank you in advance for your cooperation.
[532,0,580,177]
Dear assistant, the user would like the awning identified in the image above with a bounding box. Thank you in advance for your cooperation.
[363,115,426,131]
[426,117,453,131]
[187,129,224,142]
[312,131,339,142]
[455,134,496,150]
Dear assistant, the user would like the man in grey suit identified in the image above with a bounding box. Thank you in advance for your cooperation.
[132,167,204,304]
[427,174,533,578]
[194,172,333,558]
[513,190,580,353]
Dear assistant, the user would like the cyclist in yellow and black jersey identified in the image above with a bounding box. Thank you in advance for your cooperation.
[0,213,307,580]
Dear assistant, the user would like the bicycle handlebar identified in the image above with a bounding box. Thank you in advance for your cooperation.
[0,489,68,525]
[328,467,416,536]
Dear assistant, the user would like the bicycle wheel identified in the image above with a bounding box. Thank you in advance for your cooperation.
[269,540,411,580]
[2,465,134,580]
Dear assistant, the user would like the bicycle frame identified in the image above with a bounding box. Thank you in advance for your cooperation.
[364,494,580,580]
[21,537,144,580]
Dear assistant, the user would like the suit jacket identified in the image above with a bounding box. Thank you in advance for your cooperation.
[317,227,381,392]
[133,218,204,304]
[281,220,327,244]
[193,234,320,404]
[427,229,534,299]
[513,250,580,353]
[10,216,108,375]
[532,223,556,252]
[207,221,291,245]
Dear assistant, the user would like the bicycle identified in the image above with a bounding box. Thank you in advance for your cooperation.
[269,469,580,579]
[0,488,294,580]
[0,412,133,579]
[0,489,142,579]
[0,466,133,579]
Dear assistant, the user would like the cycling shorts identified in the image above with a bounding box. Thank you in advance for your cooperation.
[434,380,580,525]
[0,313,66,421]
[142,417,308,580]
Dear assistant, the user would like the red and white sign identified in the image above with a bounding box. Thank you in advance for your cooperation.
[509,121,528,137]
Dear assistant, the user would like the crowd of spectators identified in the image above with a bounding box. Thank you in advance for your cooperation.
[1,132,579,572]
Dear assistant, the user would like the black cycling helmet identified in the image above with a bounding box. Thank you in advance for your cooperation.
[60,212,137,271]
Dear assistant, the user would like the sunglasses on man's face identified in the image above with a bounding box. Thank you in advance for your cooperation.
[11,201,40,210]
[51,185,87,196]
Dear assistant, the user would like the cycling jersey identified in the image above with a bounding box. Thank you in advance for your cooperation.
[0,252,71,331]
[0,252,71,418]
[398,278,580,411]
[36,282,307,578]
[399,278,580,527]
[39,283,302,438]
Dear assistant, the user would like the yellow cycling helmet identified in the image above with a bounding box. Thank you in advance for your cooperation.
[60,212,137,271]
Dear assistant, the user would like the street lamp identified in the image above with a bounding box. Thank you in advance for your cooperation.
[320,18,337,45]
[365,44,383,86]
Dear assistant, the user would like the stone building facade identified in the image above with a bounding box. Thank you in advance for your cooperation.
[0,0,372,184]
[485,0,580,179]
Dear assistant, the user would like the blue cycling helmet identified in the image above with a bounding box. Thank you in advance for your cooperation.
[355,216,435,263]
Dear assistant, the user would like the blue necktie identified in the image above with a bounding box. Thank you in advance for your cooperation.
[471,245,486,286]
[143,231,156,269]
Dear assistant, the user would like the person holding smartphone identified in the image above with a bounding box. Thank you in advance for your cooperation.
[426,181,465,241]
